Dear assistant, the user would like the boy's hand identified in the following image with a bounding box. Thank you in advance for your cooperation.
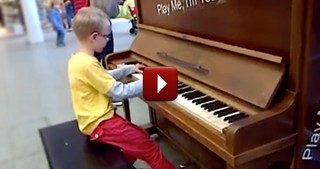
[134,63,145,74]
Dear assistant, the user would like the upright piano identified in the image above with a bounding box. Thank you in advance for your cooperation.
[107,0,320,169]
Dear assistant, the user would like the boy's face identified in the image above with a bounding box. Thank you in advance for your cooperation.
[90,22,111,53]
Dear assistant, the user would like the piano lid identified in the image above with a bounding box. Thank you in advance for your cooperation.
[131,0,292,109]
[135,0,292,59]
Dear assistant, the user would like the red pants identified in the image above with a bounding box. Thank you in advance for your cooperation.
[90,114,176,169]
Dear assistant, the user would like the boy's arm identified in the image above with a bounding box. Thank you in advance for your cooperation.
[108,80,142,101]
[86,63,142,101]
[107,65,135,80]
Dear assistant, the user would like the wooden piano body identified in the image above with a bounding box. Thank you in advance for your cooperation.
[107,0,320,169]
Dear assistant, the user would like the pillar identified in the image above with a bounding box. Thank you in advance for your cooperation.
[20,0,44,44]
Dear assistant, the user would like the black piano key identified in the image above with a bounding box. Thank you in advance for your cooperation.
[213,107,234,115]
[182,91,204,98]
[225,113,249,123]
[214,107,237,117]
[178,87,194,94]
[182,91,197,98]
[178,88,192,94]
[186,92,205,100]
[192,96,208,102]
[195,91,205,96]
[178,86,192,92]
[178,86,185,89]
[193,96,214,105]
[179,90,193,95]
[224,113,241,122]
[206,102,226,111]
[203,101,224,110]
[185,94,202,101]
[200,101,216,108]
[178,84,188,89]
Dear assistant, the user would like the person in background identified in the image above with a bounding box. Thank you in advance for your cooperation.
[117,0,134,20]
[90,0,123,69]
[48,1,66,47]
[64,0,74,31]
[0,6,3,26]
[73,0,90,14]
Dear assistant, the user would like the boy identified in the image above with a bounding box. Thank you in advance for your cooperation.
[48,1,65,47]
[68,7,176,169]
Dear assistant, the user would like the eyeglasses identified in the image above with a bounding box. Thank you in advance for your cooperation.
[99,33,111,40]
[91,31,111,40]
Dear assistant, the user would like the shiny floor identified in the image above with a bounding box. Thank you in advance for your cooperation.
[0,19,186,169]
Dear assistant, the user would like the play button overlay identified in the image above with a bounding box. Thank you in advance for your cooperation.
[157,75,167,93]
[143,67,178,101]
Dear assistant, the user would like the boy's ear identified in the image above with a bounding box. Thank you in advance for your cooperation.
[91,32,98,39]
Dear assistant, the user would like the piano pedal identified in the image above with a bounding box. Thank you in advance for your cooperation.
[179,162,197,169]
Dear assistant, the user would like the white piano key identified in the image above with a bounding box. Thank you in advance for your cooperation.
[174,94,231,132]
[132,73,143,80]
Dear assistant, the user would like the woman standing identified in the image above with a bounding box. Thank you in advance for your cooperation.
[90,0,123,69]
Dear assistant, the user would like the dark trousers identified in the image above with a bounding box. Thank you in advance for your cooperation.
[66,12,74,29]
[56,29,65,45]
[94,31,114,69]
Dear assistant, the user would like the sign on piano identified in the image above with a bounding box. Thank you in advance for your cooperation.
[156,0,226,16]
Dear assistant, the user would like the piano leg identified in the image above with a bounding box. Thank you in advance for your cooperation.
[123,99,131,122]
[149,106,156,124]
[122,100,157,135]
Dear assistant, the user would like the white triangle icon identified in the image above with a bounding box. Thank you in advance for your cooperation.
[157,75,167,93]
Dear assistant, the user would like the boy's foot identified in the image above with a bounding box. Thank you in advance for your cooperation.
[67,28,72,32]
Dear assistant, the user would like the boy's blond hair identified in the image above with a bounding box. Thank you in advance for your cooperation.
[72,7,110,41]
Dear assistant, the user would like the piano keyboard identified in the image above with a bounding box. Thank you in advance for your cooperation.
[132,73,249,132]
[175,81,249,132]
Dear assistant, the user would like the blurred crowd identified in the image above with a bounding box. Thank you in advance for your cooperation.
[45,0,74,31]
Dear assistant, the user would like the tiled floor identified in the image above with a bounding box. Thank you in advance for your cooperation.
[0,19,187,169]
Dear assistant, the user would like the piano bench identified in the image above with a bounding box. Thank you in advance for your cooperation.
[39,120,135,169]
